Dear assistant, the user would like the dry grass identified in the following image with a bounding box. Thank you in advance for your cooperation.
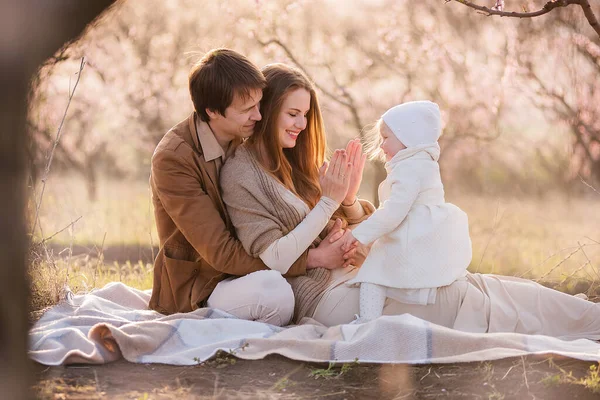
[29,253,154,313]
[28,174,157,311]
[453,192,600,297]
[31,174,158,247]
[27,173,600,397]
[28,174,600,311]
[33,356,600,399]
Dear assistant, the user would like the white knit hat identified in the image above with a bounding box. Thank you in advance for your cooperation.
[381,100,441,147]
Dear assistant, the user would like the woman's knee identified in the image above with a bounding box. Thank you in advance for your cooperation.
[440,277,470,302]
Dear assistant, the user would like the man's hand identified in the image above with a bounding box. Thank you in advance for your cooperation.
[307,219,358,269]
[326,218,345,243]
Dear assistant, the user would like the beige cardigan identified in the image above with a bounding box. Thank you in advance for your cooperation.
[220,145,374,322]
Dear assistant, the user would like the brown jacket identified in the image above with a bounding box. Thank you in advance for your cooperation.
[149,113,307,314]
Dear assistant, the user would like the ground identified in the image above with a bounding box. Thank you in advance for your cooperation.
[34,355,600,399]
[30,178,600,399]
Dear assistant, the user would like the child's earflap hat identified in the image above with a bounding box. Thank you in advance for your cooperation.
[382,100,441,147]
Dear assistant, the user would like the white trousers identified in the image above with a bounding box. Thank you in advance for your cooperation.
[312,271,600,341]
[206,270,294,326]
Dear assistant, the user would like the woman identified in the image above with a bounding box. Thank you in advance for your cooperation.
[221,63,600,341]
[220,63,373,323]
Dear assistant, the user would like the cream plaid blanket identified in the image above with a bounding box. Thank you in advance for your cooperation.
[29,282,600,366]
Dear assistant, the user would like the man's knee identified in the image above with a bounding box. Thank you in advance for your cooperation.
[207,270,295,326]
[251,270,295,325]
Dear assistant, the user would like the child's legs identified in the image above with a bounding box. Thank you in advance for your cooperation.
[360,283,387,320]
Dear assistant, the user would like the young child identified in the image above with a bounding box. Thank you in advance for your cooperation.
[345,100,472,323]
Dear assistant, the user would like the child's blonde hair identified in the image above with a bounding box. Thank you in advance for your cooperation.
[362,119,386,163]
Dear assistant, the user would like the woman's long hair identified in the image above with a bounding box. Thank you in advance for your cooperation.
[247,64,326,209]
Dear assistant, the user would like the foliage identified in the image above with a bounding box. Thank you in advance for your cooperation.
[309,358,359,379]
[543,359,600,394]
[27,0,600,201]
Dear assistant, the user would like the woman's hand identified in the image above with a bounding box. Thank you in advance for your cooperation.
[343,138,367,206]
[319,149,351,204]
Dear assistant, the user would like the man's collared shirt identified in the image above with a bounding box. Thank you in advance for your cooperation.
[195,116,233,175]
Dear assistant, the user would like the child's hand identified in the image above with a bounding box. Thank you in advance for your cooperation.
[311,226,357,269]
[340,230,358,253]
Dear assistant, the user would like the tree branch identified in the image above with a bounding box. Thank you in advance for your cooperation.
[536,77,598,143]
[579,0,600,37]
[31,57,86,236]
[257,37,365,135]
[571,33,600,74]
[322,64,364,138]
[449,0,600,38]
[450,0,576,18]
[257,38,353,109]
[39,216,82,245]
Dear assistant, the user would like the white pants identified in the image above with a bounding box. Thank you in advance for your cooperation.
[312,273,468,328]
[206,270,294,326]
[312,271,600,341]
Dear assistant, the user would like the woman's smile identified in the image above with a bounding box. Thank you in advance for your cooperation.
[287,130,301,140]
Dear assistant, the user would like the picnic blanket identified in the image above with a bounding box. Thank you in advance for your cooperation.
[29,282,600,366]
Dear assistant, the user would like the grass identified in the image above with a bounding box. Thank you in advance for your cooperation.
[308,359,360,380]
[541,359,600,394]
[33,355,600,399]
[29,253,154,313]
[30,174,158,247]
[452,192,600,283]
[27,174,600,310]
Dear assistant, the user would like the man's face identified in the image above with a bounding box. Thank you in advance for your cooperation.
[208,88,263,141]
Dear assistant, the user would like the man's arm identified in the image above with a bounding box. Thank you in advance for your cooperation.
[152,148,307,276]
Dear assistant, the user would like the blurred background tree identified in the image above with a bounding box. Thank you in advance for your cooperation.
[27,0,599,202]
[450,0,600,190]
[2,1,115,397]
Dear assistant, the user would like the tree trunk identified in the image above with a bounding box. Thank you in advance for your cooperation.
[0,1,115,397]
[85,165,99,202]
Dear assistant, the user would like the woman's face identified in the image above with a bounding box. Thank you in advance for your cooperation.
[380,121,406,161]
[277,88,310,149]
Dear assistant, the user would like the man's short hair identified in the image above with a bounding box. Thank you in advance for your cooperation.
[189,48,266,122]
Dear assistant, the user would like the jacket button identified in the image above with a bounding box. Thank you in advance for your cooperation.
[192,269,198,274]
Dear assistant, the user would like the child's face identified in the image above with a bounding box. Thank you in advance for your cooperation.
[380,122,406,161]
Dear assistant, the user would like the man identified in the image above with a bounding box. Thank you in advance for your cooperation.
[149,48,352,325]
